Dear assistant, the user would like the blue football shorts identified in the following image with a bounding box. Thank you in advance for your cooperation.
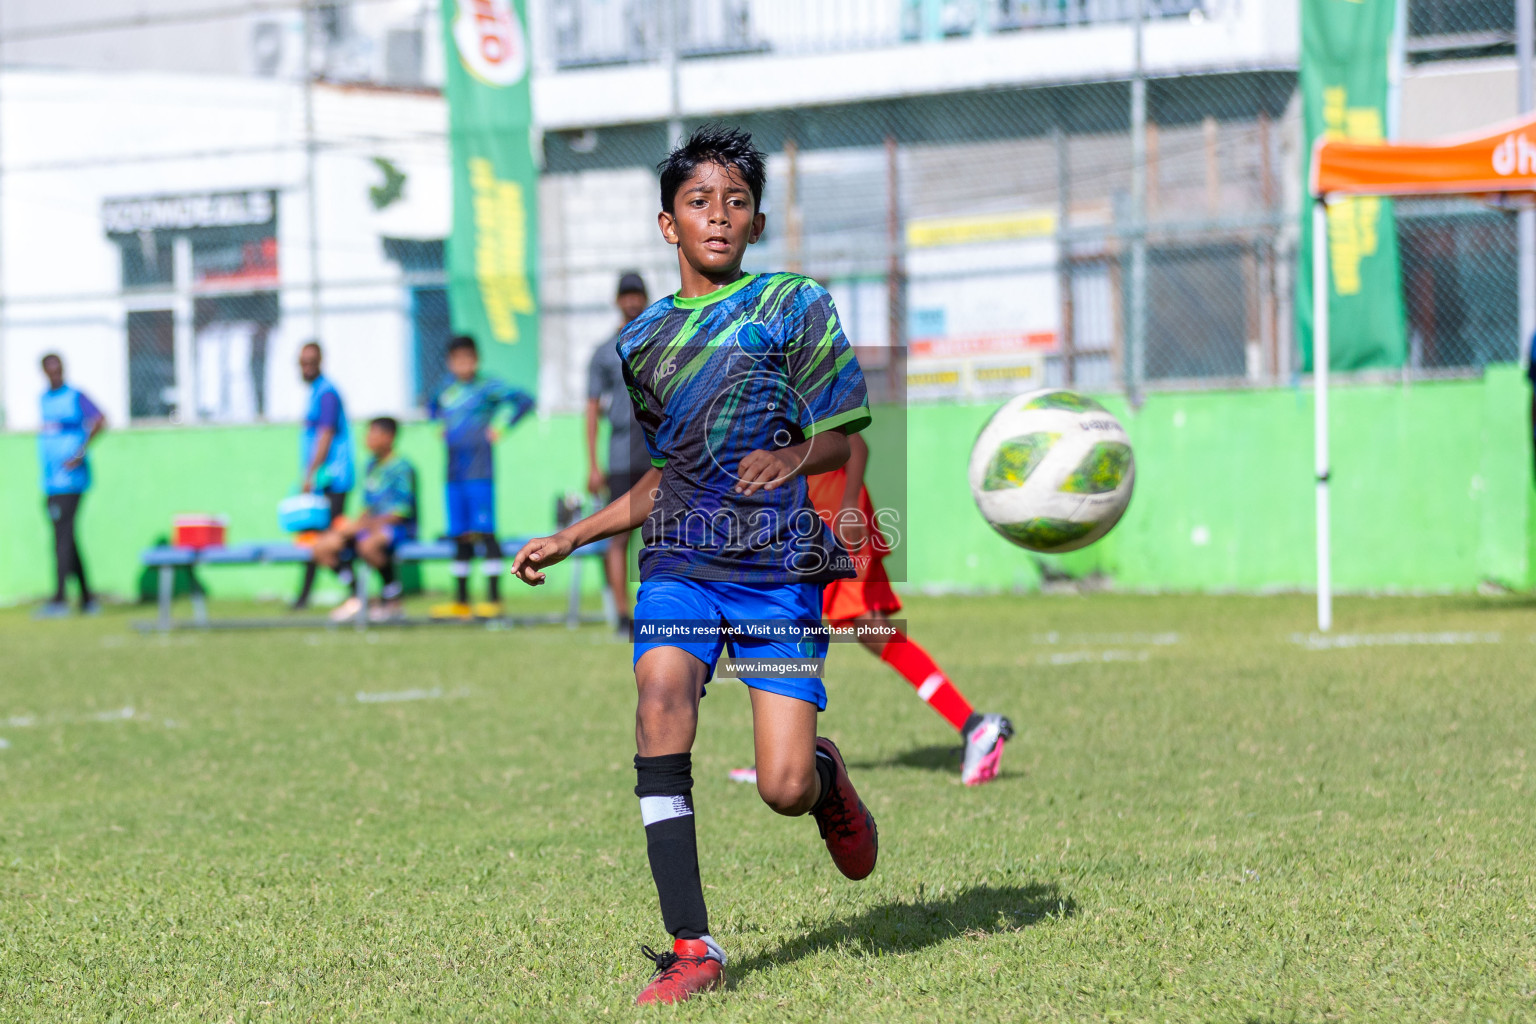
[631,575,830,709]
[446,479,496,538]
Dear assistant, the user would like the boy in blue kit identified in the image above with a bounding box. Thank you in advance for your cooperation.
[513,125,877,1005]
[36,353,105,618]
[429,335,534,619]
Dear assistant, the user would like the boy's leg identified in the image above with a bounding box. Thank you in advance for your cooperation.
[856,610,974,730]
[631,646,724,1004]
[478,535,502,605]
[748,687,879,880]
[856,609,1014,786]
[451,539,473,605]
[748,688,822,815]
[634,649,710,940]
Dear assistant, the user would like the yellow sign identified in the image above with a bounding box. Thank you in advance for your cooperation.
[905,209,1057,249]
[1321,86,1385,297]
[469,157,536,343]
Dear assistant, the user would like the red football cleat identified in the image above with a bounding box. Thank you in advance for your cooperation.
[811,737,879,880]
[634,938,725,1005]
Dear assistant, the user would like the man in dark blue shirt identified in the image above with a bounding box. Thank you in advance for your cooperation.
[36,353,105,618]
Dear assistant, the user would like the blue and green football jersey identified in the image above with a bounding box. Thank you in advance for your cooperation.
[619,272,871,583]
[428,376,534,482]
[362,453,418,527]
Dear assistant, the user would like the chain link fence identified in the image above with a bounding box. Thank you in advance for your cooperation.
[0,0,1529,434]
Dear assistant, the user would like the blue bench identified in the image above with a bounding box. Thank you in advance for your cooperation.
[140,536,609,631]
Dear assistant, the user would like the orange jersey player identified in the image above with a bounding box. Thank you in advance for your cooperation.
[809,433,1013,784]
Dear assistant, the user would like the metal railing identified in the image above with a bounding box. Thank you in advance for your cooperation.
[541,0,1216,69]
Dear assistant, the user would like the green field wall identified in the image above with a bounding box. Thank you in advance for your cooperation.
[2,367,1532,606]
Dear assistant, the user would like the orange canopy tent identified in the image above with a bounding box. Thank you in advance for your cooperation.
[1305,113,1536,631]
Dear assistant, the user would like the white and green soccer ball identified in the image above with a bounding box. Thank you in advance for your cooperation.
[968,389,1136,554]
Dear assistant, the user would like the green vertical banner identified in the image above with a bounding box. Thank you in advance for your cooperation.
[441,0,539,391]
[1298,0,1407,371]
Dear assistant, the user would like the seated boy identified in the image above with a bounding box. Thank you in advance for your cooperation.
[312,416,418,623]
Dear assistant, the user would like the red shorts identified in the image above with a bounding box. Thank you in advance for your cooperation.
[807,467,901,624]
[822,556,902,624]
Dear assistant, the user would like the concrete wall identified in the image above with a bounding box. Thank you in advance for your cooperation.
[2,369,1530,606]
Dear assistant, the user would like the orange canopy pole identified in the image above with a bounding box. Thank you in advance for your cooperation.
[1311,110,1536,199]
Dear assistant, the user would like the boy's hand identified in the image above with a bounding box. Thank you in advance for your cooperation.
[588,466,606,496]
[511,532,575,586]
[734,448,801,496]
[486,427,501,444]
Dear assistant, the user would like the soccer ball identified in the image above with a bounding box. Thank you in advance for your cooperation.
[968,389,1136,554]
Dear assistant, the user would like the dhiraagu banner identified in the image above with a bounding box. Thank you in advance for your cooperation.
[441,0,539,392]
[1298,0,1407,371]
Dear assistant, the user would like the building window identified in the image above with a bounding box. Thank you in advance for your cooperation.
[382,238,450,409]
[127,310,176,419]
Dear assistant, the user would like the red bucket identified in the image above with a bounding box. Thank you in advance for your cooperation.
[172,514,227,550]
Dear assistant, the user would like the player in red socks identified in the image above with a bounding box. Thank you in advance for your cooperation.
[730,433,1014,788]
[815,434,1013,786]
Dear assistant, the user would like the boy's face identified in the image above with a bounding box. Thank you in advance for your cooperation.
[659,162,765,279]
[42,357,64,389]
[365,425,394,457]
[448,348,478,381]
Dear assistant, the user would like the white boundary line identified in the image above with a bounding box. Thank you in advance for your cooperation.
[1291,631,1502,651]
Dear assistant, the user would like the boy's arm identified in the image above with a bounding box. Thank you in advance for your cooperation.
[836,432,870,550]
[511,468,661,585]
[735,430,850,497]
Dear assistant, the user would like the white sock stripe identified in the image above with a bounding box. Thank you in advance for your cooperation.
[639,794,693,826]
[480,560,505,576]
[448,561,471,577]
[916,673,946,701]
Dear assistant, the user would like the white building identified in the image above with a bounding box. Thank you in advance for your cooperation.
[0,70,450,430]
[2,0,1523,429]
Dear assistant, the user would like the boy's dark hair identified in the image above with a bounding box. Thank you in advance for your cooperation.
[447,335,478,356]
[369,416,399,436]
[658,123,767,215]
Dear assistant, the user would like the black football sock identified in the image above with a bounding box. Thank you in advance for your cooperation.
[809,749,837,815]
[452,540,474,604]
[635,753,709,941]
[379,560,401,601]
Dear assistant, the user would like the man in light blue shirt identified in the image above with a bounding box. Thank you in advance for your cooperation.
[292,341,355,610]
[36,353,105,618]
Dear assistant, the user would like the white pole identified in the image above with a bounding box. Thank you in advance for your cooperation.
[1312,199,1332,633]
[1518,0,1535,365]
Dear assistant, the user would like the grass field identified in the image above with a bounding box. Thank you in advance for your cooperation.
[2,592,1535,1022]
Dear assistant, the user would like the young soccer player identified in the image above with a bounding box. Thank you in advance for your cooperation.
[512,125,878,1005]
[35,353,105,618]
[312,417,418,623]
[428,336,534,620]
[811,434,1014,784]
